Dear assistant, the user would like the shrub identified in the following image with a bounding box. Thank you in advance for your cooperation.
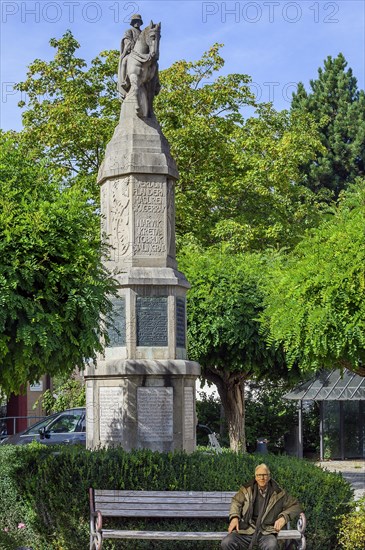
[0,444,42,549]
[0,445,353,549]
[36,376,86,414]
[338,496,365,550]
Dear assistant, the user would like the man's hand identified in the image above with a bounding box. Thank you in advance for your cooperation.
[274,517,286,532]
[228,517,239,533]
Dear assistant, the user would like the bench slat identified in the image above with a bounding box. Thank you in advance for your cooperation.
[94,489,237,498]
[95,496,233,504]
[101,530,302,541]
[98,509,228,517]
[97,502,229,516]
[95,490,234,500]
[95,503,230,511]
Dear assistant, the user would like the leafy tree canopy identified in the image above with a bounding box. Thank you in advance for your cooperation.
[16,30,119,184]
[291,53,365,198]
[156,47,324,250]
[178,244,301,449]
[178,245,280,375]
[16,32,325,251]
[261,179,365,375]
[0,131,116,394]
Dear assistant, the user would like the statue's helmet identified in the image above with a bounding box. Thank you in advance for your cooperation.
[131,14,143,25]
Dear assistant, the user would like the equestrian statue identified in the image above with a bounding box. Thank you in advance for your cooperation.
[118,14,161,119]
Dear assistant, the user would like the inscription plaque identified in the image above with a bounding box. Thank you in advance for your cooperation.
[108,297,126,347]
[133,180,166,255]
[176,297,186,348]
[137,387,173,441]
[99,387,124,443]
[137,296,168,346]
[184,387,194,440]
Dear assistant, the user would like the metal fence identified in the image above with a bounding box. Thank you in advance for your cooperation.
[0,415,45,437]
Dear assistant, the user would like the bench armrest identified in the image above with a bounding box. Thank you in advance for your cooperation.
[89,488,103,550]
[297,512,306,534]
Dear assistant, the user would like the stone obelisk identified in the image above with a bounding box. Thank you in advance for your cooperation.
[85,15,200,452]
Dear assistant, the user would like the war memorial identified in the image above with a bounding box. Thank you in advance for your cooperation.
[85,15,201,452]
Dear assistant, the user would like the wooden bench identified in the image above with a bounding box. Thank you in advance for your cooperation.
[89,489,306,549]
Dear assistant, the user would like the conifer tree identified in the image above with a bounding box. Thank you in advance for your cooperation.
[291,53,365,198]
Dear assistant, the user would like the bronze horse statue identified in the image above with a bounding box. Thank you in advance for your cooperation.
[118,21,161,118]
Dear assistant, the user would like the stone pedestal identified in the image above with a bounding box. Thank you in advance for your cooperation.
[86,360,198,452]
[85,93,200,451]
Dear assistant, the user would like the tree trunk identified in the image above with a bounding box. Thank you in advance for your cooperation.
[219,402,226,441]
[205,368,247,452]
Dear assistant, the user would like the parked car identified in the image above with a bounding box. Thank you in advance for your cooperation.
[0,407,86,446]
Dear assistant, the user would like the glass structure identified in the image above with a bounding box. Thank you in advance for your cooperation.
[284,370,365,459]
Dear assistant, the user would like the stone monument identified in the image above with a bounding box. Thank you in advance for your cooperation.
[85,15,201,452]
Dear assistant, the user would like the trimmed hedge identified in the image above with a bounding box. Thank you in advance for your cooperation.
[0,444,353,549]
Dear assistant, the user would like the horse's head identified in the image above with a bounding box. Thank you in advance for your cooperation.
[143,21,161,60]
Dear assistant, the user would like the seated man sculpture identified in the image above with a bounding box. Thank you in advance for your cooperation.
[221,463,302,550]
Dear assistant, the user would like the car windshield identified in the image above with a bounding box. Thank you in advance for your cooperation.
[26,413,59,435]
[25,410,84,435]
[47,413,83,433]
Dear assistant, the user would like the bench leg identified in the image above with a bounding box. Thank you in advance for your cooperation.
[90,531,102,550]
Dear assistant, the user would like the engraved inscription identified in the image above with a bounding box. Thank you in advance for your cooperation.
[133,181,166,255]
[108,297,126,347]
[137,387,173,441]
[134,216,165,254]
[99,387,124,443]
[166,180,176,258]
[137,297,168,346]
[184,387,194,440]
[176,297,186,348]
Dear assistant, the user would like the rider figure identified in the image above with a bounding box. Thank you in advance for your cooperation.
[118,14,143,98]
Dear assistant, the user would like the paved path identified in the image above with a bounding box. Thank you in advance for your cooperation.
[316,460,365,500]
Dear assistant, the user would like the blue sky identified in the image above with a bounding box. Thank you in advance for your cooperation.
[1,0,364,131]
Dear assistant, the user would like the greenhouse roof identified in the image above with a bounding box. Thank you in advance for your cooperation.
[284,369,365,401]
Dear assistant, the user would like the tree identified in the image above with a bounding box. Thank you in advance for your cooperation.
[291,53,365,199]
[0,132,116,395]
[17,32,324,250]
[155,51,324,251]
[178,245,299,451]
[207,105,324,251]
[261,180,365,376]
[36,376,86,414]
[16,30,119,186]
